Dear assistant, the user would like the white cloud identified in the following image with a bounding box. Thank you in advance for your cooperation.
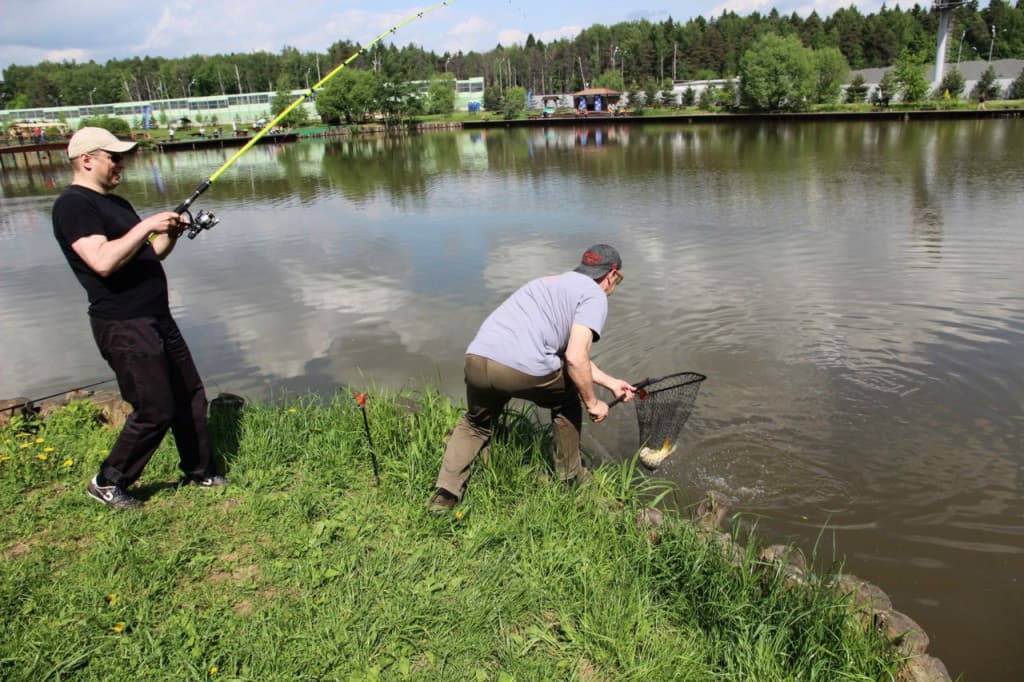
[41,48,91,62]
[708,0,773,16]
[450,16,495,37]
[791,0,885,16]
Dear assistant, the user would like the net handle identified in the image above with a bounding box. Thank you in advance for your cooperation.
[607,372,707,409]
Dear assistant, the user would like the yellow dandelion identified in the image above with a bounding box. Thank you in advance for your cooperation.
[112,622,126,634]
[209,665,219,675]
[19,443,30,450]
[105,593,118,606]
[44,446,56,453]
[0,455,10,463]
[36,454,48,462]
[454,510,464,521]
[35,437,45,444]
[63,458,74,467]
[287,407,297,414]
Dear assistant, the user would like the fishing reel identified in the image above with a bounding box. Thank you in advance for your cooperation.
[184,208,220,240]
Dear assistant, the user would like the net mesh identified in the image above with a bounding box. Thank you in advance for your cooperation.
[633,372,706,455]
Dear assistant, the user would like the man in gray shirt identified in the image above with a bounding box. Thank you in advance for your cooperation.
[429,244,635,511]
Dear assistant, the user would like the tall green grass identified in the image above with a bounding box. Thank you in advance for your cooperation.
[0,392,899,680]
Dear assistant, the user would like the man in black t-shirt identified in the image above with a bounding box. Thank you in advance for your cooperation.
[52,127,226,509]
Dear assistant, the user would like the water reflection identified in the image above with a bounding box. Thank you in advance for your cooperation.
[1,120,1023,679]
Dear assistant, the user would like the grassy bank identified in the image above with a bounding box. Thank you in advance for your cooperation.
[1,393,899,680]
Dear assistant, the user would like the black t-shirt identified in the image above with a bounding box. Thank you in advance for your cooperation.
[52,185,169,319]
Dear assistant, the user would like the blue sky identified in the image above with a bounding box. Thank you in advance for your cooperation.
[0,1,950,72]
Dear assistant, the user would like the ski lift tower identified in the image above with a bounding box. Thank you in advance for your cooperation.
[934,1,967,86]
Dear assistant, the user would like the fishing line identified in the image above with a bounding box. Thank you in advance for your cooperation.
[174,0,455,238]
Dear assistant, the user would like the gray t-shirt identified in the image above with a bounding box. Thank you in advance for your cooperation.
[467,271,608,376]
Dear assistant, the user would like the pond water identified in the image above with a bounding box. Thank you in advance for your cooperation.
[1,120,1022,678]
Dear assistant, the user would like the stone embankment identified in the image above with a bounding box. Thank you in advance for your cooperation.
[2,390,952,680]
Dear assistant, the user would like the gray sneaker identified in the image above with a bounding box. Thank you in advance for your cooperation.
[87,476,142,509]
[183,474,229,488]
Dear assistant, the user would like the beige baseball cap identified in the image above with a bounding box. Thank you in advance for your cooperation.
[67,127,137,158]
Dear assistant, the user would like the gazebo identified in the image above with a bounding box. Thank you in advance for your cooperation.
[571,88,622,113]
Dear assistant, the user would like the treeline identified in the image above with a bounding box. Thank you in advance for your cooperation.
[2,1,1023,109]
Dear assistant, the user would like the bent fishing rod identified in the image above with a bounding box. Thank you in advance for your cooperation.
[173,0,454,239]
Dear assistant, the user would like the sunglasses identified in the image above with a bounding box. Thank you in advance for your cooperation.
[91,150,124,164]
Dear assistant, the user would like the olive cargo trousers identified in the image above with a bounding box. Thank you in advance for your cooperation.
[435,354,585,499]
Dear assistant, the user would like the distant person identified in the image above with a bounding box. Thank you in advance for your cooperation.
[427,245,635,512]
[51,127,226,509]
[168,127,175,141]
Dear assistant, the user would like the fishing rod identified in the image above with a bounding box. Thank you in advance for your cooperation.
[174,0,454,239]
[1,378,115,414]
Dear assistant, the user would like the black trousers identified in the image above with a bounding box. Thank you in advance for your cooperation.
[90,314,213,487]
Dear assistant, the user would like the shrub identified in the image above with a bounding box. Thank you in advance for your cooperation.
[970,66,1003,102]
[79,116,130,136]
[1009,68,1024,100]
[935,68,965,100]
[502,86,527,119]
[845,74,869,103]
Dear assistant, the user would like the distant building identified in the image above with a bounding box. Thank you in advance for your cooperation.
[0,77,487,128]
[847,59,1023,101]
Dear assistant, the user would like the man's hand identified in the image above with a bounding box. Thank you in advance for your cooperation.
[586,398,609,423]
[140,211,181,235]
[606,378,636,403]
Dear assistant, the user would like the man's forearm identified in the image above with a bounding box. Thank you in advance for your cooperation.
[567,359,599,407]
[590,362,616,390]
[94,223,154,276]
[152,233,178,260]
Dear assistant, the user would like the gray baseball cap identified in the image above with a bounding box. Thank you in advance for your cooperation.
[574,244,622,279]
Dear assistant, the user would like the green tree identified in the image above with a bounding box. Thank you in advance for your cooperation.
[812,47,849,104]
[970,65,1003,102]
[502,86,527,119]
[594,69,625,92]
[682,86,697,107]
[845,74,869,103]
[715,80,738,110]
[157,109,169,126]
[482,84,502,111]
[271,76,307,127]
[626,84,645,113]
[79,116,130,136]
[1009,68,1024,100]
[425,74,456,115]
[379,80,421,123]
[872,70,898,106]
[698,84,718,111]
[643,78,659,107]
[891,51,928,103]
[316,69,379,124]
[739,33,815,111]
[935,68,965,100]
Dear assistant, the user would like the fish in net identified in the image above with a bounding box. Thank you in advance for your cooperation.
[611,372,706,469]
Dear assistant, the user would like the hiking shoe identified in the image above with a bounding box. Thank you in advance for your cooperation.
[427,488,459,513]
[87,476,142,509]
[182,473,229,488]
